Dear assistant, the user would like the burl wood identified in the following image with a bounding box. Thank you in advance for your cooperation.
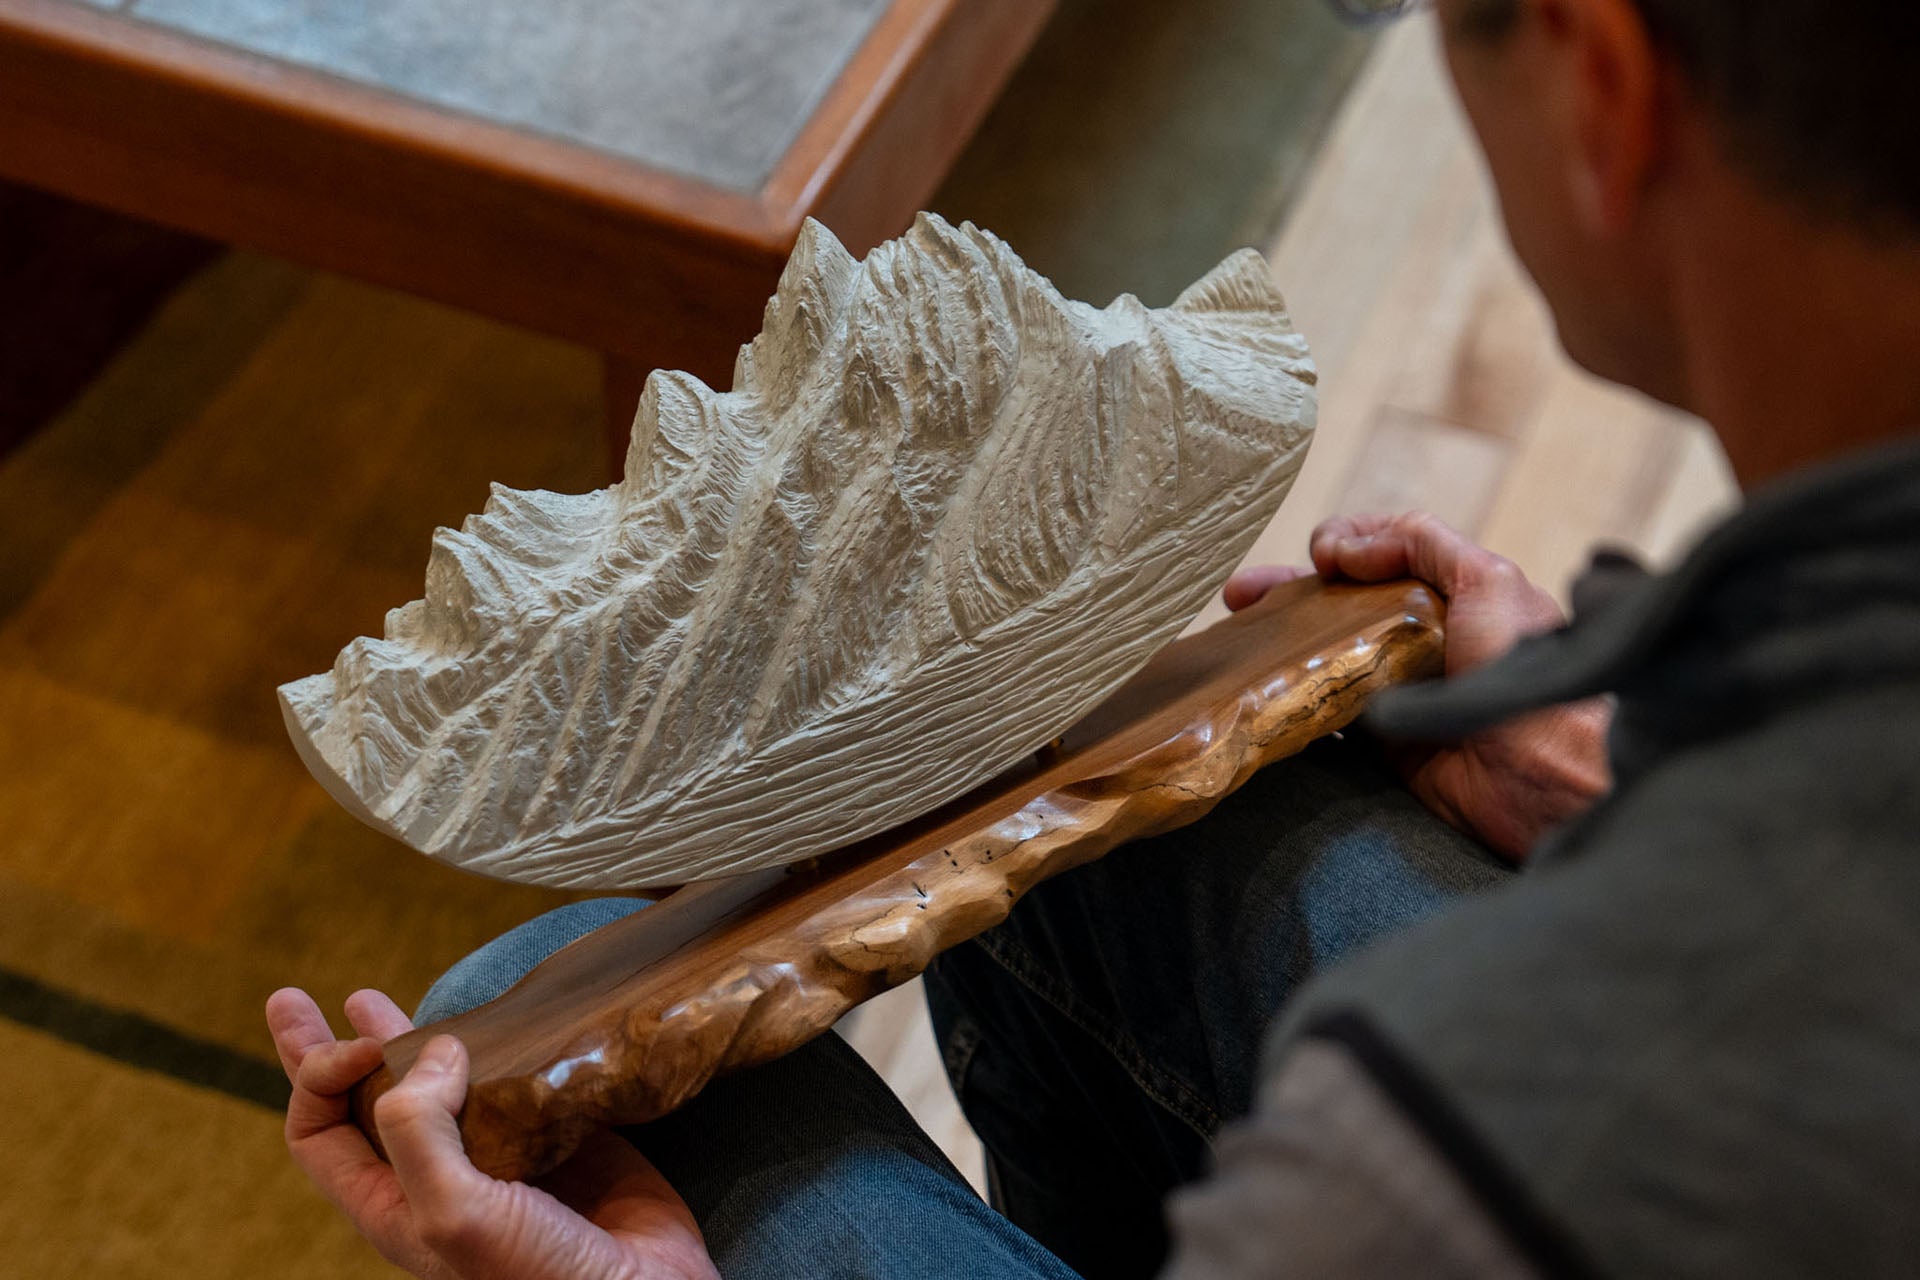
[351,578,1444,1182]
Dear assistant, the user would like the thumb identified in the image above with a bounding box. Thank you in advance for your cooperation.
[1222,564,1312,611]
[378,1044,675,1280]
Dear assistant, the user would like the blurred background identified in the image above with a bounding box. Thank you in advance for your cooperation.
[0,1,1732,1273]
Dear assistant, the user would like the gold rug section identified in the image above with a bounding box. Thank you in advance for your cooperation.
[0,252,616,1276]
[0,1021,388,1277]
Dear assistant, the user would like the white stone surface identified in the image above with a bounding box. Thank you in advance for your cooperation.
[280,214,1316,887]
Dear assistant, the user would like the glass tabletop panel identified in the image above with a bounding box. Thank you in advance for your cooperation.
[109,0,894,192]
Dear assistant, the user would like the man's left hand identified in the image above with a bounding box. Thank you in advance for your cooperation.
[1226,512,1610,861]
[265,987,719,1280]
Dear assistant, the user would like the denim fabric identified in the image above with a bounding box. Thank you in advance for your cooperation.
[924,732,1508,1279]
[416,732,1504,1280]
[416,909,1078,1280]
[416,895,654,1025]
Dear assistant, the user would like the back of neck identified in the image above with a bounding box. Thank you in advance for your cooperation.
[1672,198,1920,488]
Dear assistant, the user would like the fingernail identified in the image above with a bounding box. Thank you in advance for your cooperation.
[1338,535,1373,554]
[416,1036,459,1073]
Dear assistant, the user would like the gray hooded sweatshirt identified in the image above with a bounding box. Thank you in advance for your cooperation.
[1166,437,1920,1278]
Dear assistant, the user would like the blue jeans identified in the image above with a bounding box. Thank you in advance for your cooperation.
[416,734,1508,1280]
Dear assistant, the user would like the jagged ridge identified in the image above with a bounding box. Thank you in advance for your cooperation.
[279,214,1316,887]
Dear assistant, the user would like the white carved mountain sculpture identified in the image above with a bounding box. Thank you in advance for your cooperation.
[279,214,1316,887]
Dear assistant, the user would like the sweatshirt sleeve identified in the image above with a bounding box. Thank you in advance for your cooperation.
[1161,1018,1577,1280]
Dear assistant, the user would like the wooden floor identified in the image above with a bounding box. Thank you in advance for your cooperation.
[0,14,1739,1274]
[1238,21,1735,603]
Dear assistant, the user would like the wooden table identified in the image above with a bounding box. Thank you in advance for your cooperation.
[0,0,1054,462]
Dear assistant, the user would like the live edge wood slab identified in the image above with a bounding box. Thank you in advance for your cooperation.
[351,577,1445,1182]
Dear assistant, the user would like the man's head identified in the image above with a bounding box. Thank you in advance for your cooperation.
[1387,0,1920,427]
[1445,1,1920,232]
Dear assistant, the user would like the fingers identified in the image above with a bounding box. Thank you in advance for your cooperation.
[1310,511,1487,598]
[284,1049,437,1280]
[296,1035,386,1098]
[286,1036,385,1140]
[266,987,335,1083]
[271,987,404,1140]
[345,989,415,1041]
[268,986,413,1081]
[269,987,448,1277]
[1305,512,1392,559]
[377,1036,491,1235]
[1222,564,1313,611]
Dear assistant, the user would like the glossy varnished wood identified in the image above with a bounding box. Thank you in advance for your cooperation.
[349,577,1445,1181]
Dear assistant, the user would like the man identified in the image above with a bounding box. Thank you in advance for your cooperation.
[267,0,1920,1274]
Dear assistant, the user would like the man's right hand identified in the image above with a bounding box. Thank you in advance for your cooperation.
[1226,511,1611,861]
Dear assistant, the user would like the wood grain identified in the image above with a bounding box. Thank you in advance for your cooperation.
[774,0,1058,255]
[349,576,1445,1182]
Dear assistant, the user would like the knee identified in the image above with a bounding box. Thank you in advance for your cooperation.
[413,897,648,1026]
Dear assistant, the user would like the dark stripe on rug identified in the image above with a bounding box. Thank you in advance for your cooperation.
[0,966,288,1110]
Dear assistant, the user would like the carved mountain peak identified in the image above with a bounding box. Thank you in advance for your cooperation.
[280,215,1316,887]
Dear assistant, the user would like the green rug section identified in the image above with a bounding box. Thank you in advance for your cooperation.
[934,0,1375,307]
[0,967,286,1111]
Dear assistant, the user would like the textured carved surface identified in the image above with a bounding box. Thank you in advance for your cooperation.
[350,578,1444,1182]
[281,214,1316,887]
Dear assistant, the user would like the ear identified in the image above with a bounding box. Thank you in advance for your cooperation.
[1542,0,1664,237]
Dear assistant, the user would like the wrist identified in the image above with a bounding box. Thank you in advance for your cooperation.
[1531,698,1612,804]
[1451,697,1612,861]
[1495,697,1612,850]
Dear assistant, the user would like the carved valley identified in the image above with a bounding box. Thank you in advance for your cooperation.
[281,214,1317,888]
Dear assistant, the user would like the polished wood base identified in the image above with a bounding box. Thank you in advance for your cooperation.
[350,577,1444,1181]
